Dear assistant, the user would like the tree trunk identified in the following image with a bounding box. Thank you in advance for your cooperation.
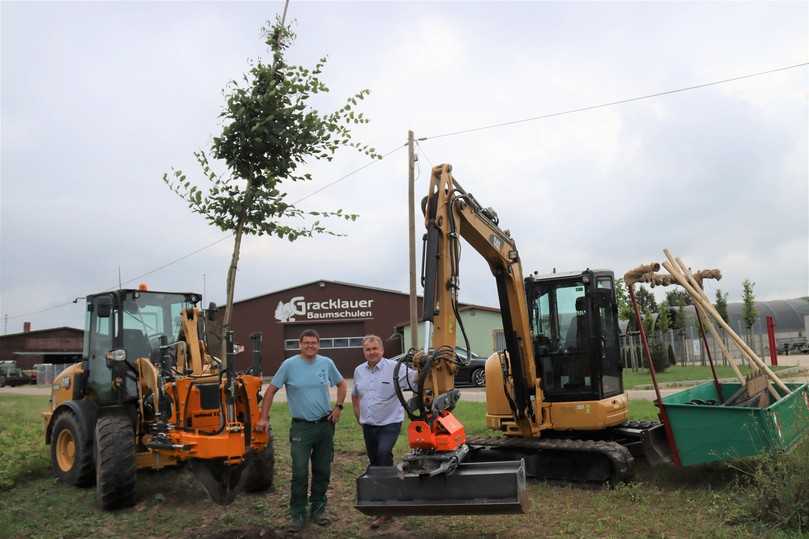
[220,187,258,365]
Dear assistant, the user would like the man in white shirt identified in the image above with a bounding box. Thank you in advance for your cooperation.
[351,334,416,527]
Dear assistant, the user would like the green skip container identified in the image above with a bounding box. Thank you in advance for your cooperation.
[661,382,809,466]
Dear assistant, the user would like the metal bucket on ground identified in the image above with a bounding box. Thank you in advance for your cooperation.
[355,460,527,516]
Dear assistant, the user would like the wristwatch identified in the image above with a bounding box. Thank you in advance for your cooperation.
[335,403,344,410]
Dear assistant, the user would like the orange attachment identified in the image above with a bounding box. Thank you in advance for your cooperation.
[407,411,466,451]
[138,282,149,291]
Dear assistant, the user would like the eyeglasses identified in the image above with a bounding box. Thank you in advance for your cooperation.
[300,341,319,346]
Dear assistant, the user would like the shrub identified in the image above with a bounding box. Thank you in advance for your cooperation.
[729,439,809,532]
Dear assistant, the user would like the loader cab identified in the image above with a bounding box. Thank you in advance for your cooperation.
[84,289,201,404]
[526,270,623,402]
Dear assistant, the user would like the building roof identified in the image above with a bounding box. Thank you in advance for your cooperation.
[0,326,83,340]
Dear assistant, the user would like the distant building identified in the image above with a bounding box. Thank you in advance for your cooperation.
[226,279,502,376]
[0,326,83,369]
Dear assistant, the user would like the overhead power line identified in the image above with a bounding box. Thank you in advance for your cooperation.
[421,62,809,141]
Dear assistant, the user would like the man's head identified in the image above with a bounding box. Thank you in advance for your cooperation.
[299,329,320,360]
[362,335,384,366]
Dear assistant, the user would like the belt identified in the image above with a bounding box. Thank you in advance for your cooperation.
[292,416,331,424]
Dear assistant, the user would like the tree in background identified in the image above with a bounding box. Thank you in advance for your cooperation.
[164,18,379,359]
[665,289,691,306]
[614,278,632,321]
[714,288,729,323]
[657,300,671,334]
[742,279,758,344]
[634,286,658,313]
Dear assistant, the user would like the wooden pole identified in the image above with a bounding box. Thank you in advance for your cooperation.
[662,250,789,395]
[408,130,419,350]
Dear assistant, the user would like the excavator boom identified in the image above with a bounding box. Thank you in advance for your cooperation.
[356,164,537,515]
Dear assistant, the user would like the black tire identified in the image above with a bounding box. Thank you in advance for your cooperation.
[0,376,6,388]
[471,368,486,387]
[50,411,95,487]
[95,415,136,510]
[241,442,275,493]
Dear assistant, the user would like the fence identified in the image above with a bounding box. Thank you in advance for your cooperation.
[621,328,771,372]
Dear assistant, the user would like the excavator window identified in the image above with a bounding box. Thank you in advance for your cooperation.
[531,281,595,400]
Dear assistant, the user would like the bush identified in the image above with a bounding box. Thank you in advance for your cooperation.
[647,341,670,373]
[729,440,809,532]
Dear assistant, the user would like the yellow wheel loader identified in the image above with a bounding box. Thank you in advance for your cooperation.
[43,286,273,509]
[356,164,664,516]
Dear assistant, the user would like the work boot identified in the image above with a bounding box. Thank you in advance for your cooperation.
[310,510,330,526]
[289,514,306,531]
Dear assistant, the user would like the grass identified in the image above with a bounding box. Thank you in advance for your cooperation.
[0,394,800,538]
[623,365,792,389]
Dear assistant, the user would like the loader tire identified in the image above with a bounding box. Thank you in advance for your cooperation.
[50,411,95,487]
[95,415,136,510]
[241,442,275,493]
[0,376,6,388]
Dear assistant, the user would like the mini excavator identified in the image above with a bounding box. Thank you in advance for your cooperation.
[44,286,273,509]
[356,164,662,515]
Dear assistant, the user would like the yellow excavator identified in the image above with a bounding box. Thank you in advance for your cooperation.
[356,164,661,515]
[44,286,273,509]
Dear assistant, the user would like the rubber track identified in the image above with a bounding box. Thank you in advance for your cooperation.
[466,436,634,485]
[95,416,137,510]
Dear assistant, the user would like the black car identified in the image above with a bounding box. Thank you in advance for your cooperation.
[391,347,487,387]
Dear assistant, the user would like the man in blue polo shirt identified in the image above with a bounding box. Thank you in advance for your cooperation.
[255,329,347,530]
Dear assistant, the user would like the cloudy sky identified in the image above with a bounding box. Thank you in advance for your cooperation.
[2,1,807,333]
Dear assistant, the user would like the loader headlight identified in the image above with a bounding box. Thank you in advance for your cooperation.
[106,349,127,362]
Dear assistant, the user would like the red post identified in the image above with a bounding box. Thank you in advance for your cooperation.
[628,284,682,466]
[766,315,778,367]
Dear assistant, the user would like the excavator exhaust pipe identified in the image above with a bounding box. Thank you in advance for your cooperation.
[355,460,528,516]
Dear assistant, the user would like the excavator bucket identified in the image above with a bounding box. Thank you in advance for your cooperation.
[355,460,527,516]
[190,459,245,505]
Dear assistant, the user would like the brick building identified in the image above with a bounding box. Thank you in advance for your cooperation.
[226,279,500,377]
[0,326,83,369]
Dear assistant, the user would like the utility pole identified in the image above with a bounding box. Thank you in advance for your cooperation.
[118,266,123,289]
[3,314,7,336]
[408,130,419,350]
[203,273,207,305]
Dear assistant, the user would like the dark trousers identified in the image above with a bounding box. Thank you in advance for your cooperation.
[289,420,334,518]
[361,422,402,466]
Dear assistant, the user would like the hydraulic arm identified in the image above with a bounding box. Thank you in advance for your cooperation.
[356,164,536,515]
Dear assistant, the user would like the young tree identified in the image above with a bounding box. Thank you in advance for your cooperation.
[714,288,729,323]
[634,286,658,313]
[164,19,379,360]
[614,278,632,321]
[657,300,671,334]
[742,279,757,343]
[665,289,691,307]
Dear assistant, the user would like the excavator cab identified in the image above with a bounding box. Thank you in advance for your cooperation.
[526,270,623,404]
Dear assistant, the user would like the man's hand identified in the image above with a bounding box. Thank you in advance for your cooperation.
[328,407,342,424]
[255,417,269,432]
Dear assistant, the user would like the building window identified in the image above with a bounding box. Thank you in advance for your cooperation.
[493,329,506,351]
[285,336,365,351]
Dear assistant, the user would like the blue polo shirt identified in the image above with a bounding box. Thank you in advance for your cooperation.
[272,354,344,421]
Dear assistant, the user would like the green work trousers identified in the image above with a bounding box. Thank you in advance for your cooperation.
[289,419,335,518]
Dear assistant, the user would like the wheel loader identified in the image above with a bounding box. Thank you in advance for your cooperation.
[356,164,664,516]
[43,286,274,509]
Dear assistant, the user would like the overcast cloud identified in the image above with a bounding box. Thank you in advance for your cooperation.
[1,1,807,333]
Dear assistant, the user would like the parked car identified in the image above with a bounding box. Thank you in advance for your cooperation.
[0,360,32,387]
[391,347,487,387]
